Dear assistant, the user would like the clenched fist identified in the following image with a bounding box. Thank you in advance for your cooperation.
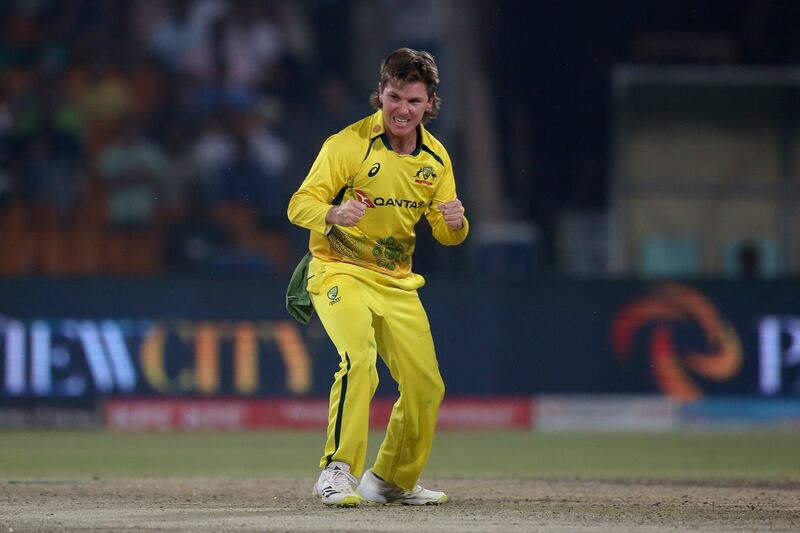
[326,199,366,227]
[438,198,465,230]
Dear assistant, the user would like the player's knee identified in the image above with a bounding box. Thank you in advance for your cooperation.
[412,372,444,406]
[344,352,375,375]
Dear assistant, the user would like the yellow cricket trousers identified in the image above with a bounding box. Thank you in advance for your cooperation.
[306,257,445,490]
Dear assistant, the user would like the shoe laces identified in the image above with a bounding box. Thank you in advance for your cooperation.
[387,483,423,499]
[326,468,358,493]
[406,485,424,496]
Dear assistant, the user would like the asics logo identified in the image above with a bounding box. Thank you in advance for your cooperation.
[368,163,381,177]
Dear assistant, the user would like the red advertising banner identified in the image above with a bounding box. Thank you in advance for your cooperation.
[370,396,533,430]
[104,396,533,431]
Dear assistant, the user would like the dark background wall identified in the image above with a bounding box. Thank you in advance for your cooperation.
[2,276,798,400]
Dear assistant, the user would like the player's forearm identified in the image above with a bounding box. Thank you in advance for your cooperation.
[287,190,332,235]
[432,216,469,245]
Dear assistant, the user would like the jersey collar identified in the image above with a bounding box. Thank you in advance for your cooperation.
[368,109,386,139]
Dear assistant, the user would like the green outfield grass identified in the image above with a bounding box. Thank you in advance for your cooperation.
[2,430,799,479]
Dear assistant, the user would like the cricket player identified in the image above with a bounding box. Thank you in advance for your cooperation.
[287,48,468,506]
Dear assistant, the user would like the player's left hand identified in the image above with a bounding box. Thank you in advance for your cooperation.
[438,198,465,230]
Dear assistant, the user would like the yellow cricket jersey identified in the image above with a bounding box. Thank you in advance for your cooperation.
[287,109,469,279]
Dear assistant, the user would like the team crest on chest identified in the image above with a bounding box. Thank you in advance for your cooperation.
[413,166,437,185]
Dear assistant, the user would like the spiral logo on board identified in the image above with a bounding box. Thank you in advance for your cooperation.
[611,283,742,402]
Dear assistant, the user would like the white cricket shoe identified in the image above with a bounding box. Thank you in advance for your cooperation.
[312,461,362,506]
[358,469,448,505]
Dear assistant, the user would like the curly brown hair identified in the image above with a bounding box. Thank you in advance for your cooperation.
[369,48,441,122]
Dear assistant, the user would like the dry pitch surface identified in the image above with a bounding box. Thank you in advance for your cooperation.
[2,475,799,532]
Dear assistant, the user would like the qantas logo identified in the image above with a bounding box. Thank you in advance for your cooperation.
[353,190,426,210]
[354,189,375,208]
[373,197,427,209]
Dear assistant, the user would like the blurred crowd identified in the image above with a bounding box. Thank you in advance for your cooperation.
[3,0,799,279]
[0,0,364,276]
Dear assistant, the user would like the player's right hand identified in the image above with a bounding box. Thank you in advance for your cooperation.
[326,199,366,227]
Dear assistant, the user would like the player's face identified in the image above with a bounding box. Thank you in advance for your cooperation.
[379,80,432,140]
